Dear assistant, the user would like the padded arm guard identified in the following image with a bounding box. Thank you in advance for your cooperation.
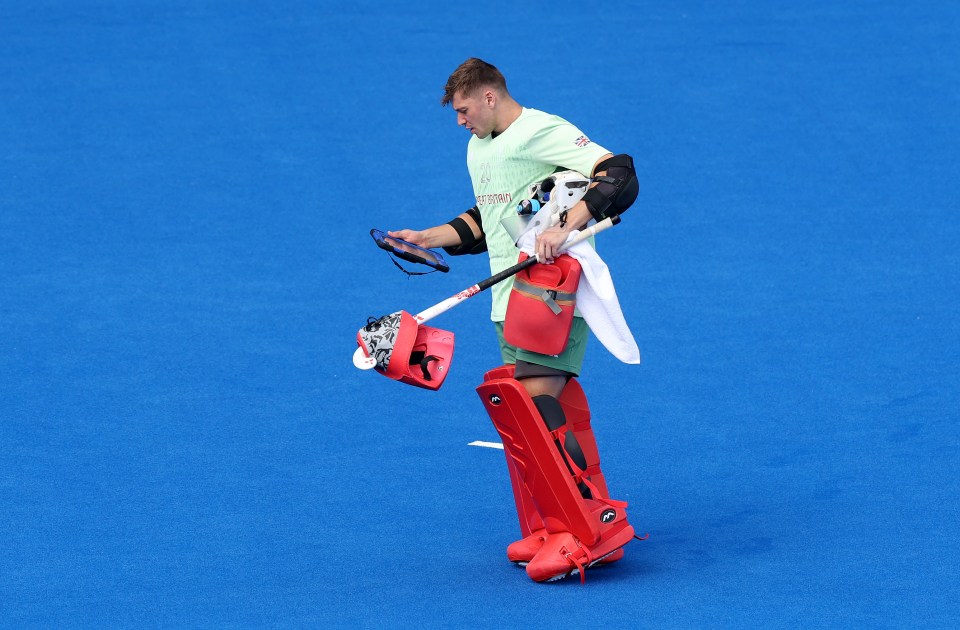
[582,154,639,222]
[443,206,487,256]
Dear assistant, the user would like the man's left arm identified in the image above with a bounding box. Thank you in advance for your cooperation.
[535,153,639,262]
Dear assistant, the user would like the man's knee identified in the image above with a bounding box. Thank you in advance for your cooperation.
[519,375,566,400]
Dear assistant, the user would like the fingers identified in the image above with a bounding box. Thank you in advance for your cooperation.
[535,229,568,263]
[541,241,554,263]
[535,235,556,263]
[388,229,421,245]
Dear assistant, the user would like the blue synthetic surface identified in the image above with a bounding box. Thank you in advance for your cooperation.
[2,1,959,627]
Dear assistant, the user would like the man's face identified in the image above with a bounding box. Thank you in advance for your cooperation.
[452,90,495,138]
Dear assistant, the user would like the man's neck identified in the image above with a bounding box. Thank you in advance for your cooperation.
[493,99,523,135]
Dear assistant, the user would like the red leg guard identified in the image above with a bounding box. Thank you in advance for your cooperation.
[482,366,543,540]
[556,377,627,564]
[495,372,617,514]
[556,378,612,499]
[482,365,515,382]
[483,367,628,565]
[477,377,601,545]
[477,376,635,582]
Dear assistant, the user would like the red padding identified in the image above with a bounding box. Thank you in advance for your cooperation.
[476,377,599,544]
[503,253,581,356]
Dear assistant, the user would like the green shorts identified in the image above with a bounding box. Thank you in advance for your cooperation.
[494,316,589,377]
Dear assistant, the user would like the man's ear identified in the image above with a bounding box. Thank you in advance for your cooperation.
[483,89,497,108]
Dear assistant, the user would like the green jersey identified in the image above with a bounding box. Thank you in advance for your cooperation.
[466,107,610,321]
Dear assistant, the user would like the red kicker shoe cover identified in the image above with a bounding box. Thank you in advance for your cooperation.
[506,528,547,565]
[525,501,635,583]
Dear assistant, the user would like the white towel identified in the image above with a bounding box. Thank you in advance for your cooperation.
[516,229,641,364]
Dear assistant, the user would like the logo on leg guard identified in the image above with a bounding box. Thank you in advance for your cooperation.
[600,509,617,524]
[488,394,502,405]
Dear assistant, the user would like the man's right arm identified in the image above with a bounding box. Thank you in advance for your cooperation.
[388,206,486,255]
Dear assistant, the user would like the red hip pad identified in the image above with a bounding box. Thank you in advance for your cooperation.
[503,253,581,356]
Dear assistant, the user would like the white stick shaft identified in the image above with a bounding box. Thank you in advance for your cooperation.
[414,285,481,324]
[562,216,617,252]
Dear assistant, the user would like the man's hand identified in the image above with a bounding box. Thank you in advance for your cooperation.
[387,229,430,247]
[535,225,570,263]
[534,201,594,262]
[387,223,464,250]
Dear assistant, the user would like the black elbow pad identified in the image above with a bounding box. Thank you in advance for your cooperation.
[583,154,639,222]
[443,207,487,256]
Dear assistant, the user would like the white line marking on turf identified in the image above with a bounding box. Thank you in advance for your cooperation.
[468,440,504,450]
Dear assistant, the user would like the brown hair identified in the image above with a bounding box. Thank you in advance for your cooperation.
[441,58,508,106]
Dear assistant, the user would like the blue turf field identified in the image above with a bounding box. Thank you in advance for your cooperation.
[2,1,959,627]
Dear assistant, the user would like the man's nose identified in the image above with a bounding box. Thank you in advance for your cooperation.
[457,113,466,126]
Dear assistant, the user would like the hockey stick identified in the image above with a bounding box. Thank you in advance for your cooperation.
[353,215,620,369]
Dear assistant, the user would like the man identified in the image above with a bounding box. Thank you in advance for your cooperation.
[388,58,640,583]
